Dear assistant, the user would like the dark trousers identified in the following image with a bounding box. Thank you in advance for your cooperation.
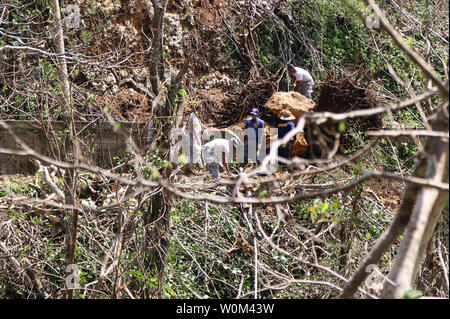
[278,145,290,161]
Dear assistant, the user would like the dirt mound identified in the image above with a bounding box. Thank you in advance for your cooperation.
[205,78,276,128]
[306,69,383,158]
[316,69,382,129]
[264,91,315,122]
[290,132,308,156]
[197,88,231,127]
[262,91,313,157]
[368,178,405,212]
[96,87,151,122]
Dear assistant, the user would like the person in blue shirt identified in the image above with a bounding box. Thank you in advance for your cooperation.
[244,108,264,164]
[277,110,296,163]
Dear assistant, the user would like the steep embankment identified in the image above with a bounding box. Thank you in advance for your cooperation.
[74,0,256,123]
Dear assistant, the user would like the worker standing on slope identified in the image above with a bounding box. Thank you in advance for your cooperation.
[277,110,296,165]
[244,107,264,165]
[202,137,238,179]
[186,104,203,172]
[288,64,314,99]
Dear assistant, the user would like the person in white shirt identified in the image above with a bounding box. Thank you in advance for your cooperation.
[186,104,203,170]
[288,64,314,99]
[202,138,238,179]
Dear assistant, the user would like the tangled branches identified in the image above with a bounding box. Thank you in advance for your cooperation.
[305,69,383,158]
[204,77,276,128]
[316,69,382,128]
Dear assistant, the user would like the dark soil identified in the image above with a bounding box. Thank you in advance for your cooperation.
[201,76,278,128]
[306,69,383,158]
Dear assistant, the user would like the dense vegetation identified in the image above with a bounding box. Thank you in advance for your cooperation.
[0,0,448,299]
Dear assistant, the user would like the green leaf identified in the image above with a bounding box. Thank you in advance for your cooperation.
[177,89,187,97]
[404,289,422,299]
[166,287,176,296]
[178,153,187,165]
[332,198,340,210]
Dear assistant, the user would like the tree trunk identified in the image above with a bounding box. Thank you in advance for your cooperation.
[139,0,171,298]
[381,104,449,298]
[339,103,449,299]
[51,0,78,299]
[51,0,71,104]
[146,0,167,96]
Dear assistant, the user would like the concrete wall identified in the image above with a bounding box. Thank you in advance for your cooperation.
[0,121,147,175]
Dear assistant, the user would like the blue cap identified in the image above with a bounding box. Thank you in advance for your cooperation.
[250,108,259,115]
